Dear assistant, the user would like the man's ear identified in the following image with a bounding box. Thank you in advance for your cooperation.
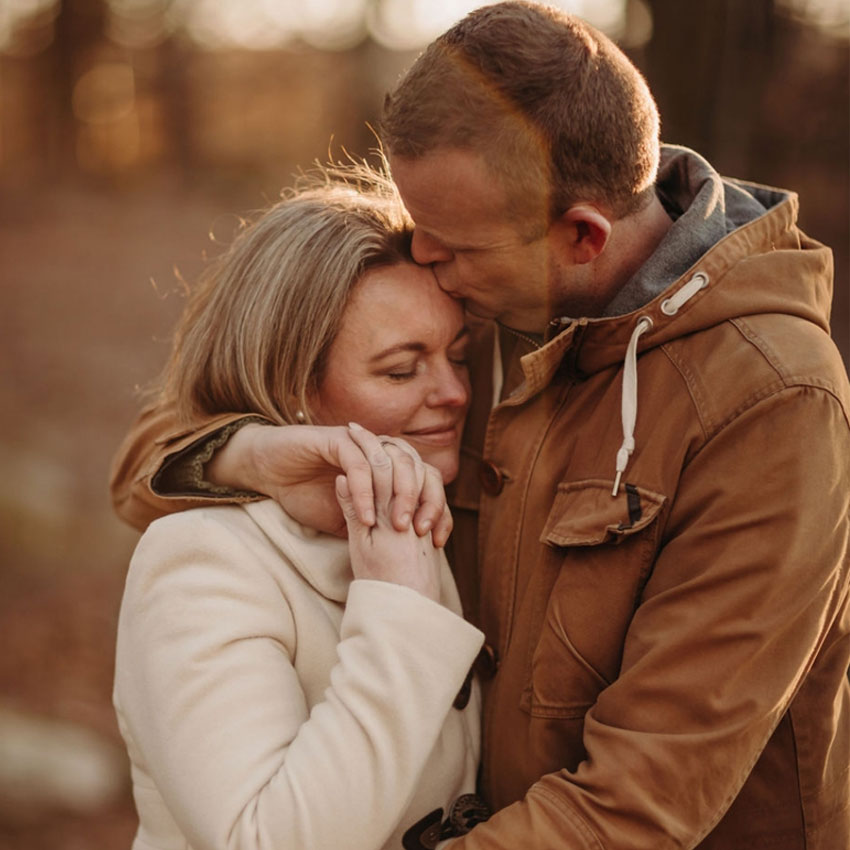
[552,205,612,265]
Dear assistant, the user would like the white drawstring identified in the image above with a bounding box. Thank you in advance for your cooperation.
[612,271,710,497]
[612,316,653,496]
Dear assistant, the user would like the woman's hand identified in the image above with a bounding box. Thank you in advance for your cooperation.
[335,428,446,602]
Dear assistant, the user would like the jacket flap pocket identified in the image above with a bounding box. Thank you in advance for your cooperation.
[541,478,666,547]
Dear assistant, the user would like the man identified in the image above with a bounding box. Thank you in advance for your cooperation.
[111,3,850,848]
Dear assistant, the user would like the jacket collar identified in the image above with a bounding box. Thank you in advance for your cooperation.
[242,499,352,602]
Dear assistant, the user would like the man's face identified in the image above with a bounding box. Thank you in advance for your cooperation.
[389,149,563,334]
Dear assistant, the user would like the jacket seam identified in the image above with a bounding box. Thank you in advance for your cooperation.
[664,334,850,446]
[710,381,849,444]
[660,320,850,439]
[787,709,808,843]
[658,342,711,439]
[730,317,791,384]
[531,784,605,850]
[726,317,850,431]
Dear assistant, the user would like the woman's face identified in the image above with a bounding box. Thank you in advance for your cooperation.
[311,262,470,483]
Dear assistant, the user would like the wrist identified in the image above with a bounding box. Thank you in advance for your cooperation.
[205,423,268,494]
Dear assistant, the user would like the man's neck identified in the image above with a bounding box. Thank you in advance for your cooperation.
[549,193,673,322]
[601,194,674,306]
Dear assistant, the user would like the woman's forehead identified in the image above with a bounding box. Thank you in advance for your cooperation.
[340,264,464,339]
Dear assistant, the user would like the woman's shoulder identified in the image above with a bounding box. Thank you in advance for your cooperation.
[129,502,287,593]
[132,500,351,601]
[139,502,262,552]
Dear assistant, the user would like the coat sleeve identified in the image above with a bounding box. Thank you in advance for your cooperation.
[114,510,484,850]
[448,385,850,849]
[108,401,263,531]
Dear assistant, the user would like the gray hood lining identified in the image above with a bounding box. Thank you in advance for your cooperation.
[603,145,789,318]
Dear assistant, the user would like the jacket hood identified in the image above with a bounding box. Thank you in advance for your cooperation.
[533,145,833,381]
[242,499,352,602]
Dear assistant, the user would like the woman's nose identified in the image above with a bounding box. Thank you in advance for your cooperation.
[411,228,454,265]
[428,362,469,408]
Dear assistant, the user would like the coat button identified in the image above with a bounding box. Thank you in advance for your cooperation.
[475,643,499,679]
[478,460,504,495]
[449,793,492,834]
[452,668,473,710]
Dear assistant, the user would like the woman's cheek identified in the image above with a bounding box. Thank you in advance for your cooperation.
[349,387,409,436]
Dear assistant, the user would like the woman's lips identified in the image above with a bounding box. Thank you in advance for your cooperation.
[404,424,460,447]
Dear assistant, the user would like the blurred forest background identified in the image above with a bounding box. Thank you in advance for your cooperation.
[0,0,847,847]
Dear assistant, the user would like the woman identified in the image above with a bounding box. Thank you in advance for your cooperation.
[113,163,485,850]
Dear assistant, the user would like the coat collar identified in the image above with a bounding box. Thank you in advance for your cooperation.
[242,499,352,602]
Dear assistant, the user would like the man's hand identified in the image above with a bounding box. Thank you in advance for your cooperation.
[205,422,452,545]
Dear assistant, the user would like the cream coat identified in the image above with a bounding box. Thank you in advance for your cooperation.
[114,498,483,850]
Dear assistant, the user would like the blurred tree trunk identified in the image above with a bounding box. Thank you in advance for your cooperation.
[48,0,107,175]
[641,0,776,176]
[158,35,195,183]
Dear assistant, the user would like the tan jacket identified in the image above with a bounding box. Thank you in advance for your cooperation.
[110,151,850,848]
[114,500,483,850]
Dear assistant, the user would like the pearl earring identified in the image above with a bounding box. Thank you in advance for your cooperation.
[295,410,306,423]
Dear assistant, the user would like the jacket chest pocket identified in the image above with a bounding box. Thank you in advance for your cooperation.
[521,478,666,719]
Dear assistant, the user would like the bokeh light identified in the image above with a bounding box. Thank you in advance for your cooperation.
[163,0,369,51]
[777,0,850,38]
[0,0,59,56]
[105,0,171,50]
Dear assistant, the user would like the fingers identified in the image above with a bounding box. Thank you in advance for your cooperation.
[346,423,395,519]
[334,474,357,524]
[380,440,425,532]
[332,425,386,527]
[412,462,450,543]
[431,502,454,549]
[347,425,431,531]
[332,445,375,526]
[344,426,450,541]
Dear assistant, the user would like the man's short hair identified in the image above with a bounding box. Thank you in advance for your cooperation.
[381,1,660,223]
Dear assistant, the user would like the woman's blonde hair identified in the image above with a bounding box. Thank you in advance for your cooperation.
[158,161,413,426]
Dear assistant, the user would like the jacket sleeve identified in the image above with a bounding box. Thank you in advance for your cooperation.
[108,401,264,531]
[449,386,850,849]
[114,510,484,850]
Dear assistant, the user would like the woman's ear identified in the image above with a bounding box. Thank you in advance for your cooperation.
[551,204,612,265]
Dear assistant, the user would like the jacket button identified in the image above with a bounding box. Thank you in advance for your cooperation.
[453,668,473,710]
[475,643,499,679]
[478,461,504,495]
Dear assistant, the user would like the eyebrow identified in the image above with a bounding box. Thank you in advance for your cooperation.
[369,326,469,364]
[420,227,476,253]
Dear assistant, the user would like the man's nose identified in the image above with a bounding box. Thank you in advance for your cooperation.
[411,229,454,265]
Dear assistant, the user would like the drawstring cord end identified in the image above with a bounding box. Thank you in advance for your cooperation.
[612,471,623,498]
[612,445,631,497]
